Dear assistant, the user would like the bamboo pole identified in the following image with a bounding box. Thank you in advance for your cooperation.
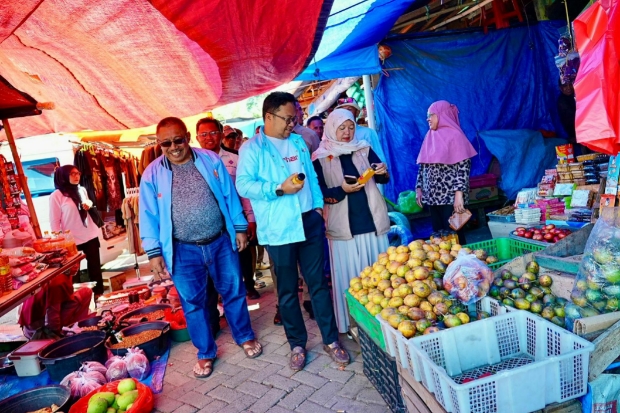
[1,119,42,238]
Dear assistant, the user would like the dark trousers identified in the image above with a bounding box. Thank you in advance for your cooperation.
[77,237,104,295]
[267,210,338,350]
[429,204,467,245]
[239,243,255,293]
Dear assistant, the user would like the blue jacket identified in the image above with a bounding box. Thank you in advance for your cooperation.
[139,148,247,271]
[236,128,324,246]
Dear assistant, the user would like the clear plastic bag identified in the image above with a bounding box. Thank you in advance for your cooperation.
[106,358,129,382]
[569,208,620,321]
[443,250,493,305]
[124,347,150,380]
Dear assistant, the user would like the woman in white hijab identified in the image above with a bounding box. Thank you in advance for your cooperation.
[312,109,390,334]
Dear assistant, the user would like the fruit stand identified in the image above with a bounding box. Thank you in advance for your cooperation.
[344,229,620,413]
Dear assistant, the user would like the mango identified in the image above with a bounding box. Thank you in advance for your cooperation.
[118,390,139,410]
[118,378,137,395]
[87,398,108,413]
[90,392,115,406]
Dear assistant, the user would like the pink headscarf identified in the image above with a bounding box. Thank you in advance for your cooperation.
[416,100,477,165]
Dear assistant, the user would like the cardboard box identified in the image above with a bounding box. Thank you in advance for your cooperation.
[469,186,498,203]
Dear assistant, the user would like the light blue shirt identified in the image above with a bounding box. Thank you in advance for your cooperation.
[236,128,324,246]
[265,135,312,213]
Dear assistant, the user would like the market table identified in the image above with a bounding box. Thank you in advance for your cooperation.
[0,253,85,319]
[404,196,508,226]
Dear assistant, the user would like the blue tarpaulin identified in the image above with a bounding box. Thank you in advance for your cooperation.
[478,130,566,199]
[374,21,568,202]
[296,0,418,80]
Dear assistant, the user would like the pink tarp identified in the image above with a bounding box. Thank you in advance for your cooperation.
[0,0,331,138]
[574,0,620,154]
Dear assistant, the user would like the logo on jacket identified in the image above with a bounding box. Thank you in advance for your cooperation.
[283,155,298,163]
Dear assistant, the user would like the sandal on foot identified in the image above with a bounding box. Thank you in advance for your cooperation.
[290,346,306,371]
[193,358,214,378]
[324,342,350,366]
[241,339,263,359]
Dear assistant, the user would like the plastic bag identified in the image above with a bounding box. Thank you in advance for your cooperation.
[125,347,151,380]
[60,371,104,399]
[80,361,107,376]
[443,250,493,304]
[68,379,154,413]
[164,308,187,330]
[105,355,123,369]
[569,208,620,321]
[397,190,423,214]
[106,358,129,382]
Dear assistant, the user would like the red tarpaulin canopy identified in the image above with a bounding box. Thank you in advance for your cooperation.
[574,0,620,154]
[0,0,332,139]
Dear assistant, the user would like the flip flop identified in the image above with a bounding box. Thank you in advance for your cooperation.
[193,358,214,378]
[241,339,263,359]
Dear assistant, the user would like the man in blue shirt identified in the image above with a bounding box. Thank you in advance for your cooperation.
[237,92,349,371]
[140,117,262,378]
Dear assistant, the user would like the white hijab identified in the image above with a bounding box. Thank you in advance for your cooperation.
[311,109,371,161]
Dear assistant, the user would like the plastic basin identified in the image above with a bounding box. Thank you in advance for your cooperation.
[0,385,70,413]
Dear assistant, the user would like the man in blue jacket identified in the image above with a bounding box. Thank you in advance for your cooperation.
[237,92,349,371]
[140,117,262,379]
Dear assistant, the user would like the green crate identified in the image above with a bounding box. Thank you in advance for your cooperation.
[464,237,546,270]
[345,291,386,351]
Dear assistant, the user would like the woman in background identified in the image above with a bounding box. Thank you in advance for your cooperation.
[312,109,390,334]
[50,165,104,295]
[416,100,477,244]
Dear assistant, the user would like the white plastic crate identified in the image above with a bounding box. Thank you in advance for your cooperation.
[407,310,594,413]
[375,297,506,372]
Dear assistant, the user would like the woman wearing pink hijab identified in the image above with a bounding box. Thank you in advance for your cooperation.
[416,100,477,243]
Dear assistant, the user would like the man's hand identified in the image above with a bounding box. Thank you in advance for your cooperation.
[373,163,388,175]
[247,222,257,241]
[281,173,304,194]
[236,233,248,251]
[149,257,166,275]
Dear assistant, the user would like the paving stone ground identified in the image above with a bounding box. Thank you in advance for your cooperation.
[155,271,390,413]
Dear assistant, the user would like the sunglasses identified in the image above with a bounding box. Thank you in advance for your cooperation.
[197,131,220,138]
[159,136,187,148]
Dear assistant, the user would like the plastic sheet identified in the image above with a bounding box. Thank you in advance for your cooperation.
[574,0,620,154]
[374,21,568,201]
[0,0,333,138]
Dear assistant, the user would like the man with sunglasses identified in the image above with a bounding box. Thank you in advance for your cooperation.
[140,117,262,379]
[237,92,349,371]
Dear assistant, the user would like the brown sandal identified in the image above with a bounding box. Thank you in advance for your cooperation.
[193,358,214,378]
[290,346,306,371]
[241,339,263,359]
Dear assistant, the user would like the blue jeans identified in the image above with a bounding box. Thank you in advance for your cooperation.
[171,235,255,359]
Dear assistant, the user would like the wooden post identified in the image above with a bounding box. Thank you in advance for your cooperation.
[1,119,42,238]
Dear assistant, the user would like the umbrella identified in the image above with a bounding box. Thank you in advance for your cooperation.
[574,0,620,154]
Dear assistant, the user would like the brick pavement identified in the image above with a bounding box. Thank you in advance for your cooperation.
[155,277,390,413]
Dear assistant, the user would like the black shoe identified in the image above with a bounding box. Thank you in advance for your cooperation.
[303,300,315,320]
[274,305,283,326]
[247,289,260,300]
[255,271,264,280]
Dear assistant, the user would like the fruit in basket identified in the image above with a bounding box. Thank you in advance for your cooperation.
[416,319,432,333]
[530,301,543,313]
[403,294,421,307]
[526,261,540,274]
[398,320,416,338]
[407,307,426,321]
[541,306,555,320]
[510,288,525,300]
[513,298,529,310]
[380,308,396,320]
[443,315,463,328]
[551,316,565,327]
[538,274,553,287]
[424,326,440,334]
[474,250,488,261]
[486,256,498,264]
